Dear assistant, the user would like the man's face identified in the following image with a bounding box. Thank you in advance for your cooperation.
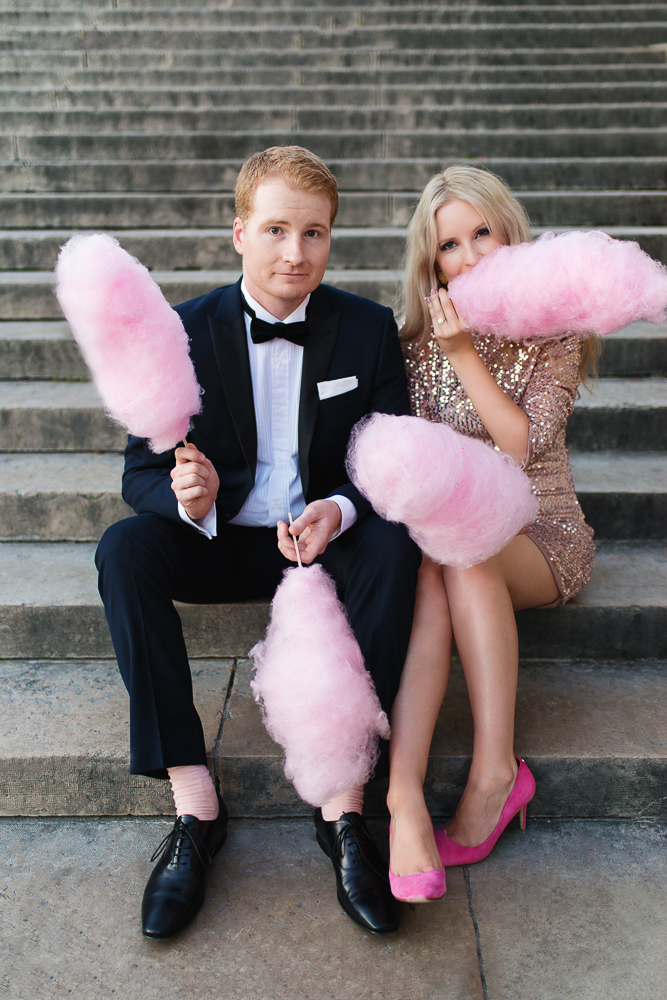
[232,176,332,320]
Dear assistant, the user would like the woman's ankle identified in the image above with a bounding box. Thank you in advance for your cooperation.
[465,759,518,798]
[387,786,428,819]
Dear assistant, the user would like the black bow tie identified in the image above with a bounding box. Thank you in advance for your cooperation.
[242,297,309,347]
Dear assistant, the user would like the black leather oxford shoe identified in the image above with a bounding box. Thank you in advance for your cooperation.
[141,791,229,940]
[314,809,399,935]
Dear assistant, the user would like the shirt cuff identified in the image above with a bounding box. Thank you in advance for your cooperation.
[177,502,217,539]
[328,494,357,540]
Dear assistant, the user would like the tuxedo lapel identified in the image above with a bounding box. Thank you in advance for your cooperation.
[299,289,340,498]
[208,285,257,476]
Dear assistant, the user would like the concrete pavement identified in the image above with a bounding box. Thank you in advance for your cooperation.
[1,817,665,1000]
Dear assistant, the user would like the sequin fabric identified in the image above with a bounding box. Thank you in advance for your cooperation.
[403,333,595,604]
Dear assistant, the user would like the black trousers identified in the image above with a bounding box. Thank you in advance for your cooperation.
[95,511,421,780]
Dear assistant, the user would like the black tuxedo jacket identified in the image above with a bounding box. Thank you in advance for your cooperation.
[122,279,410,525]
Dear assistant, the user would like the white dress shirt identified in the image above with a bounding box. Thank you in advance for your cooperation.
[178,281,357,540]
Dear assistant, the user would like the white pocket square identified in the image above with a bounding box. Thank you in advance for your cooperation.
[317,376,359,400]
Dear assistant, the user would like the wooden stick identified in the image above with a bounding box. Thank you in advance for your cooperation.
[288,512,303,569]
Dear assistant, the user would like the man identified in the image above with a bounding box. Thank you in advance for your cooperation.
[96,146,420,940]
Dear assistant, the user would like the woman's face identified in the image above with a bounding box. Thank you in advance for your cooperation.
[434,198,504,283]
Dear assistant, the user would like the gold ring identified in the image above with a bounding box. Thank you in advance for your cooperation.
[437,317,445,325]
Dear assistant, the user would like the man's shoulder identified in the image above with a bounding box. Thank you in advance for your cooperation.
[173,282,240,328]
[315,283,394,325]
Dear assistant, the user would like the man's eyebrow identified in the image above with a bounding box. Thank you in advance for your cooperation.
[262,218,329,228]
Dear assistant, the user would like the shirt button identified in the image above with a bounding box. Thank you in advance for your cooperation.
[277,362,283,368]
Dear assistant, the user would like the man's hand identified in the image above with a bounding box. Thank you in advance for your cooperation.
[277,499,342,565]
[170,444,219,522]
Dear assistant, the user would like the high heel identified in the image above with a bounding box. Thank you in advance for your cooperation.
[388,822,446,903]
[434,758,535,867]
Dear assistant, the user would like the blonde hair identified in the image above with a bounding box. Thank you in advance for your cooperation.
[400,164,532,347]
[235,145,338,225]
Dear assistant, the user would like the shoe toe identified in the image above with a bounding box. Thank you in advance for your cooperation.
[340,884,399,935]
[142,882,205,939]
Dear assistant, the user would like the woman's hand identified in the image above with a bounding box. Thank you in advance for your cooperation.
[426,288,530,465]
[426,288,474,358]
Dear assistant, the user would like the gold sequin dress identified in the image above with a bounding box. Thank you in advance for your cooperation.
[403,334,595,604]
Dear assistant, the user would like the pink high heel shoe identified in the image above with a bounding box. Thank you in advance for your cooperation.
[388,822,446,903]
[435,758,536,867]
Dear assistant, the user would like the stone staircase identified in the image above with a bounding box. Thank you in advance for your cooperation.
[0,0,665,820]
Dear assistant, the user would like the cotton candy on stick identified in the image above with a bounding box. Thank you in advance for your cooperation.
[55,233,202,453]
[347,413,538,569]
[250,563,390,806]
[447,230,667,341]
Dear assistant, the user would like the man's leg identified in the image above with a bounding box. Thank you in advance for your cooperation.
[95,514,288,938]
[315,513,421,933]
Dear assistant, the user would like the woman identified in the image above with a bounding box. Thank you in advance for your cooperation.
[387,165,596,903]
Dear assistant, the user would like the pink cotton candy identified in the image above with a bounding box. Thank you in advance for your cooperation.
[347,413,538,569]
[55,233,202,453]
[250,564,390,806]
[448,230,667,341]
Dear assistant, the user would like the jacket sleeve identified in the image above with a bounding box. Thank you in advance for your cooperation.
[121,435,180,522]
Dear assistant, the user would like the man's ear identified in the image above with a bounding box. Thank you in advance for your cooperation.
[232,217,244,255]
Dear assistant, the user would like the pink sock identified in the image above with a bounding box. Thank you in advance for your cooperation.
[167,764,219,821]
[321,785,365,821]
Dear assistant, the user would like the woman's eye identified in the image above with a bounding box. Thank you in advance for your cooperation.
[439,241,456,252]
[269,227,281,235]
[476,228,491,239]
[305,230,318,238]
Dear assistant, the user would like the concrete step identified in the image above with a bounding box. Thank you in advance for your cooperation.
[1,25,665,51]
[0,268,403,320]
[221,657,667,819]
[2,46,664,72]
[4,6,667,29]
[4,64,667,88]
[4,105,667,133]
[2,450,664,542]
[0,656,227,817]
[0,540,665,660]
[567,377,667,451]
[598,322,667,376]
[0,320,84,379]
[12,129,667,161]
[0,380,125,451]
[3,157,667,194]
[4,320,664,381]
[570,451,667,539]
[3,192,667,236]
[0,654,665,818]
[4,0,667,8]
[4,82,667,110]
[0,453,130,540]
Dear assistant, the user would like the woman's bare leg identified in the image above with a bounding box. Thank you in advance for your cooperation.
[444,534,558,846]
[387,558,453,875]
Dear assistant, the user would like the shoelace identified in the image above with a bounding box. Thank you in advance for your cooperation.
[332,817,391,887]
[150,818,213,870]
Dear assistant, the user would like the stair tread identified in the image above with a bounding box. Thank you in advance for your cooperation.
[2,449,666,495]
[570,451,667,491]
[0,539,664,608]
[1,654,665,816]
